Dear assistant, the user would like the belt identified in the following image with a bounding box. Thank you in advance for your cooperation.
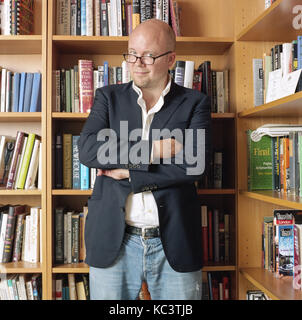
[125,224,160,239]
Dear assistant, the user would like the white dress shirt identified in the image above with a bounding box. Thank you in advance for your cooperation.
[125,78,172,228]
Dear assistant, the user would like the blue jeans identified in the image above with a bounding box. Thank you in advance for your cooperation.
[89,232,202,300]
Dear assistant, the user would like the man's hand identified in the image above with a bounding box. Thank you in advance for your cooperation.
[152,138,183,159]
[97,168,130,180]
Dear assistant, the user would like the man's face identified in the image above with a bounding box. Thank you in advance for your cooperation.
[127,28,175,90]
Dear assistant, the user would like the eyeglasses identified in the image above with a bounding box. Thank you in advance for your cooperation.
[123,51,172,65]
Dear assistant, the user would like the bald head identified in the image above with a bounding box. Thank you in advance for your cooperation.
[130,19,176,52]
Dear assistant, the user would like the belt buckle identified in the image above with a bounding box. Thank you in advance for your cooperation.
[142,227,148,239]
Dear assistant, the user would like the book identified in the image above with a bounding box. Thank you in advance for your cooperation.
[23,72,33,112]
[78,59,93,113]
[29,72,41,112]
[253,58,264,107]
[247,130,273,191]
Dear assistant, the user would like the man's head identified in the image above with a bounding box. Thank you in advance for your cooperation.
[127,19,176,90]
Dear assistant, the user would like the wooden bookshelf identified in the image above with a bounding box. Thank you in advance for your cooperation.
[0,0,47,299]
[235,0,302,300]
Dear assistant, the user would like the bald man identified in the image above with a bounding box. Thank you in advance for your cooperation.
[78,19,211,300]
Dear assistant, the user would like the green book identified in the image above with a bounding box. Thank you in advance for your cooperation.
[247,130,273,190]
[16,133,36,189]
[65,70,71,113]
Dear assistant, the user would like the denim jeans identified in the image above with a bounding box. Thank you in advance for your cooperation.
[89,232,202,300]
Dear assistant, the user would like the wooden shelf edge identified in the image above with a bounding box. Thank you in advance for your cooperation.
[238,91,302,118]
[52,263,89,273]
[0,189,42,195]
[198,189,236,195]
[239,190,302,209]
[203,265,236,272]
[52,189,92,195]
[0,262,42,274]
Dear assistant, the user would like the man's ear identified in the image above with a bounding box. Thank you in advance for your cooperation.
[168,52,176,68]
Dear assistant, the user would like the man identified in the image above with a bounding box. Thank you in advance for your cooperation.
[78,19,211,300]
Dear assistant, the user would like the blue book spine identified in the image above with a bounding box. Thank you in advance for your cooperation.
[81,0,86,35]
[72,135,80,189]
[104,61,109,86]
[29,73,41,112]
[12,72,20,112]
[298,36,302,70]
[23,73,34,112]
[80,163,89,190]
[18,72,27,112]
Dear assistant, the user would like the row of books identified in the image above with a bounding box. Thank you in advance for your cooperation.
[247,127,302,195]
[262,209,302,291]
[0,205,42,263]
[54,273,89,300]
[253,36,302,107]
[0,132,42,190]
[0,69,42,112]
[202,272,230,300]
[53,60,130,113]
[56,0,181,37]
[197,150,223,189]
[0,0,34,35]
[54,206,88,264]
[54,133,96,190]
[0,274,42,300]
[201,206,231,264]
[171,61,229,113]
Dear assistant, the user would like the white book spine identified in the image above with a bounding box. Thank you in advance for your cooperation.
[24,139,40,190]
[253,58,264,107]
[110,0,117,36]
[156,0,162,20]
[25,279,34,300]
[1,68,7,112]
[70,0,77,35]
[18,275,28,300]
[29,207,39,263]
[183,61,194,89]
[162,0,169,23]
[116,0,122,36]
[0,214,8,263]
[86,0,93,36]
[122,61,130,83]
[93,70,98,97]
[94,0,101,36]
[39,208,42,264]
[4,0,10,35]
[5,70,12,112]
[282,43,293,77]
[0,1,5,35]
[216,71,225,113]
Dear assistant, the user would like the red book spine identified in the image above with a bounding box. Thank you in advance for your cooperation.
[79,60,94,113]
[222,276,229,300]
[208,209,213,261]
[193,71,202,91]
[201,206,208,263]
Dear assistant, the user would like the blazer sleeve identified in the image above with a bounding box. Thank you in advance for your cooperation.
[129,95,212,193]
[78,88,150,171]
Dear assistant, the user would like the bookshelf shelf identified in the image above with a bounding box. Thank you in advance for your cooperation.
[52,112,89,120]
[236,0,301,42]
[0,262,42,273]
[52,263,89,273]
[0,189,42,195]
[52,35,234,55]
[52,189,92,195]
[203,264,236,272]
[238,91,302,118]
[198,189,236,195]
[0,35,42,54]
[239,190,302,210]
[0,112,42,122]
[240,268,302,300]
[211,113,235,119]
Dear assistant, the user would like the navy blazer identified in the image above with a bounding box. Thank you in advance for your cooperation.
[78,80,211,272]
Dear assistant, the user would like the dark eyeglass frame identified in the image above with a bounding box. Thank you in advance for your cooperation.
[123,51,173,65]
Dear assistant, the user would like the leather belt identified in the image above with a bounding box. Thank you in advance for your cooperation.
[125,224,160,239]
